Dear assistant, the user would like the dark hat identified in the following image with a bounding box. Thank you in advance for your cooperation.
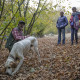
[19,21,25,25]
[72,7,76,10]
[60,11,64,14]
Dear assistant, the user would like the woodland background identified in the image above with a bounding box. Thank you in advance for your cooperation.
[0,0,80,80]
[0,0,79,48]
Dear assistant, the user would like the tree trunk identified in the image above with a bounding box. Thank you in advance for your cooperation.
[26,0,41,34]
[0,31,6,48]
[18,0,21,17]
[0,0,25,36]
[27,0,47,34]
[0,0,5,19]
[24,0,30,35]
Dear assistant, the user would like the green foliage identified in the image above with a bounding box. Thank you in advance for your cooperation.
[0,0,72,39]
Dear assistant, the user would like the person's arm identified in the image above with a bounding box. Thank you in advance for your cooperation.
[78,14,80,20]
[64,16,68,27]
[69,15,74,27]
[12,28,27,40]
[69,16,73,23]
[56,18,59,28]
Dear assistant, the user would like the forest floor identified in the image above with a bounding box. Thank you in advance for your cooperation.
[0,33,80,80]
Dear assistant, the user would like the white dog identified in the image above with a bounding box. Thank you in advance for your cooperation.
[5,36,40,76]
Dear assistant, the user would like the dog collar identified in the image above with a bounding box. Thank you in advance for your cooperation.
[9,54,15,60]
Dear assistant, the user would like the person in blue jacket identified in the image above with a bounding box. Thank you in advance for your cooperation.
[56,11,68,45]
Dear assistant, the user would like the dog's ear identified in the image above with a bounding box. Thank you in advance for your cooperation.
[10,62,17,68]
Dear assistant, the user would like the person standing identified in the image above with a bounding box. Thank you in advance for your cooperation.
[56,11,68,45]
[69,7,80,45]
[5,21,29,52]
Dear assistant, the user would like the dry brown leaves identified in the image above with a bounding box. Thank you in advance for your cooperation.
[0,37,80,80]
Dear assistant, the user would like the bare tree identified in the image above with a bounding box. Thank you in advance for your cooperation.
[0,0,1,6]
[26,0,41,34]
[0,0,1,8]
[0,0,5,19]
[35,0,47,21]
[0,0,1,17]
[18,0,22,17]
[0,0,25,48]
[11,0,13,13]
[0,0,25,36]
[24,0,30,35]
[27,0,47,34]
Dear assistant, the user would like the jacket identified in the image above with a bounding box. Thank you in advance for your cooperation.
[69,12,80,30]
[56,16,68,29]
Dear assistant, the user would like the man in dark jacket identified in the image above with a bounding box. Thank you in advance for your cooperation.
[5,21,29,52]
[56,11,68,45]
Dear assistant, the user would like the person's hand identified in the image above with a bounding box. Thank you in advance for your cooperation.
[70,22,74,26]
[27,35,30,37]
[58,27,61,29]
[60,25,64,28]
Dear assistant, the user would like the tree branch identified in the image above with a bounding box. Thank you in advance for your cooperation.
[27,0,41,34]
[0,0,5,19]
[27,0,47,34]
[0,0,25,36]
[24,0,30,35]
[18,0,21,17]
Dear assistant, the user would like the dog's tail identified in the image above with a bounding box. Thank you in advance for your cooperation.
[27,36,37,46]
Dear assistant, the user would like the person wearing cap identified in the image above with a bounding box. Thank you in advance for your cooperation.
[69,7,80,45]
[5,21,29,52]
[56,11,68,45]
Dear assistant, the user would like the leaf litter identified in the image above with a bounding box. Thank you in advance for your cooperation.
[0,37,80,80]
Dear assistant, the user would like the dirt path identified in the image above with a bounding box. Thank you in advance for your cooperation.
[45,32,80,39]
